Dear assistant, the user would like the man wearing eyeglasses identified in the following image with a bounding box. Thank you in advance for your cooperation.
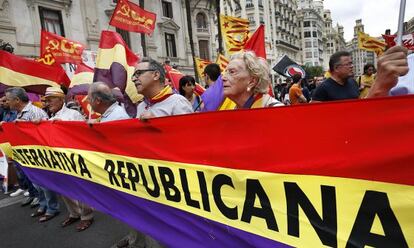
[312,51,360,102]
[114,58,192,248]
[132,57,193,119]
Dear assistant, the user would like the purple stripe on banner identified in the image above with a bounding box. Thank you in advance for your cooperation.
[22,167,291,248]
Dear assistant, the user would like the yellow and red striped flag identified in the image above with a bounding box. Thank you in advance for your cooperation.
[194,57,212,80]
[358,32,386,56]
[215,53,229,72]
[0,50,70,94]
[220,15,250,55]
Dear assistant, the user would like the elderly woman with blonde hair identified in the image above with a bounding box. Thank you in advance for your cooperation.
[222,51,283,109]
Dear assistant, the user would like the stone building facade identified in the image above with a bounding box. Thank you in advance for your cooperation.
[0,0,219,75]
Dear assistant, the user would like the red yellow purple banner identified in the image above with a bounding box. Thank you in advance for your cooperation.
[2,96,414,248]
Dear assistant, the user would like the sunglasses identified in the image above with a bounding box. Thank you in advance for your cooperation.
[133,69,155,77]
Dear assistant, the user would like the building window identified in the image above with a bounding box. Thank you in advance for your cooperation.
[304,31,311,38]
[304,21,310,27]
[248,16,255,25]
[196,13,208,31]
[116,28,131,47]
[312,31,317,37]
[39,7,65,36]
[305,41,312,48]
[198,40,209,60]
[162,1,173,18]
[165,33,177,57]
[305,52,313,58]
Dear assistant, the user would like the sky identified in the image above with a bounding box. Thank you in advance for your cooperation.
[324,0,414,42]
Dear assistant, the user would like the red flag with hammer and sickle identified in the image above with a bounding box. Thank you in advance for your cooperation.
[39,30,85,65]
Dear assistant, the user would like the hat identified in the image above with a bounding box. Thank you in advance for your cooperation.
[45,87,65,98]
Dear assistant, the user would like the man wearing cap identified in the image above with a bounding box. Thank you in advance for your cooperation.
[4,87,47,207]
[87,82,130,122]
[43,87,95,230]
[45,87,84,121]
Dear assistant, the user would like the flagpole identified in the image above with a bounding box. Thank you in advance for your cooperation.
[396,0,406,46]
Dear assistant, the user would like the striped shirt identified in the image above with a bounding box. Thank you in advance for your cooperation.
[17,102,48,121]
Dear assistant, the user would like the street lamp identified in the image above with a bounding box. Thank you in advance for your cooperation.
[0,39,14,53]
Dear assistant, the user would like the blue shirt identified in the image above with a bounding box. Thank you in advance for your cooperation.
[312,77,359,101]
[2,110,17,122]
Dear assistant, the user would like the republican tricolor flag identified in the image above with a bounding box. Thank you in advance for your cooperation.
[93,30,141,116]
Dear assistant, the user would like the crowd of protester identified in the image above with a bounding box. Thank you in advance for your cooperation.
[0,45,410,248]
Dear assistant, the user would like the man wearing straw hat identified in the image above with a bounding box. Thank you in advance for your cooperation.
[43,86,95,231]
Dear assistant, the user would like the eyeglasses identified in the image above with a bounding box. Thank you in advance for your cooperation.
[133,69,155,78]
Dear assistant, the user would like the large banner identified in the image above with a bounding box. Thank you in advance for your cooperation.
[2,96,414,248]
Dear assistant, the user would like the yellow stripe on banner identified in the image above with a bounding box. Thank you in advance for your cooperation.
[11,145,414,247]
[0,142,13,158]
[0,67,60,88]
[69,71,94,87]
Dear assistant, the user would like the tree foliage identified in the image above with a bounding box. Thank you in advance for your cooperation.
[303,65,324,79]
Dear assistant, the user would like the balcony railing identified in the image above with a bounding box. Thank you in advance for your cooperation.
[197,28,209,33]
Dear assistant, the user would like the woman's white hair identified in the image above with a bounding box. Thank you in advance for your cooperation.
[230,51,270,94]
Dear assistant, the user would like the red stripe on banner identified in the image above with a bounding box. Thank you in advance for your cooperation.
[4,96,414,186]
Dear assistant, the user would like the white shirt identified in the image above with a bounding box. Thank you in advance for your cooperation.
[50,105,85,121]
[101,102,130,122]
[391,53,414,96]
[136,94,193,118]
